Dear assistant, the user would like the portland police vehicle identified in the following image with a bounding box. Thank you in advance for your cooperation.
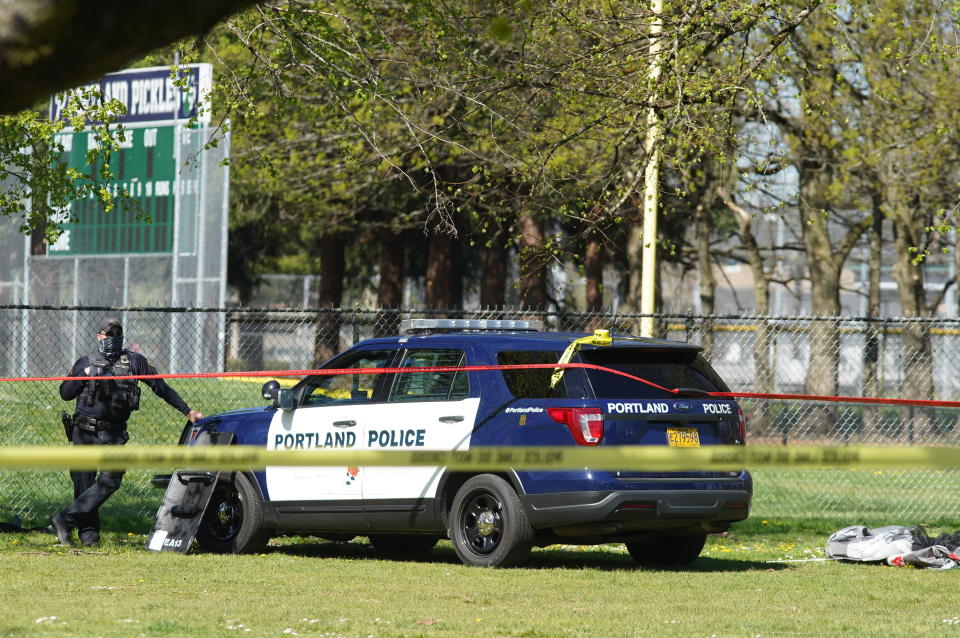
[170,320,750,567]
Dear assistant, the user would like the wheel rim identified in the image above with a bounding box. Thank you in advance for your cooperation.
[202,484,242,542]
[460,490,504,555]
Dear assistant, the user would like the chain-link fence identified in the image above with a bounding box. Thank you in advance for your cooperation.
[2,305,958,527]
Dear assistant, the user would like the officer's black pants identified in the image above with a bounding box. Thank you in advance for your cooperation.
[62,426,128,544]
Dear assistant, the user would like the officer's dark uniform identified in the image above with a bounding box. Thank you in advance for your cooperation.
[52,318,196,547]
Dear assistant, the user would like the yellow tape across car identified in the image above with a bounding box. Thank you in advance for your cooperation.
[0,445,958,471]
[548,328,613,389]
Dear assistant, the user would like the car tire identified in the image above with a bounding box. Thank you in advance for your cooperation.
[368,534,440,558]
[625,532,707,567]
[449,474,534,567]
[195,472,270,554]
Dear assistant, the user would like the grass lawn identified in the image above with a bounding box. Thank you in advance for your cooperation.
[1,518,959,637]
[3,380,960,636]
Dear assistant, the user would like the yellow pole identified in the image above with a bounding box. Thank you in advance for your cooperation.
[640,0,664,338]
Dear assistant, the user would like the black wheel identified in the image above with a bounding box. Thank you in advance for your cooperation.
[449,474,534,567]
[368,534,440,559]
[195,473,270,554]
[625,532,706,567]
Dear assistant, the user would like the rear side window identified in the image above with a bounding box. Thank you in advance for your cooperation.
[497,351,569,399]
[579,348,728,399]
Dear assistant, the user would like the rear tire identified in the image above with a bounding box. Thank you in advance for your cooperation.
[626,532,706,567]
[195,473,270,554]
[368,534,439,558]
[449,474,534,567]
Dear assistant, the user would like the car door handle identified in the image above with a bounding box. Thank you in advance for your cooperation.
[439,415,464,423]
[332,420,357,428]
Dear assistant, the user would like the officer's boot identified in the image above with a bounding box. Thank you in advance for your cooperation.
[79,523,100,547]
[76,511,99,547]
[50,511,74,546]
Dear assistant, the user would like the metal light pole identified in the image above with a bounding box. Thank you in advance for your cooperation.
[640,0,664,337]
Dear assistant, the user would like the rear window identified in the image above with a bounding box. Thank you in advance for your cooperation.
[497,351,569,399]
[579,348,729,399]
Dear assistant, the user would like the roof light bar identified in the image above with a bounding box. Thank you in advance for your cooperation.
[400,319,543,334]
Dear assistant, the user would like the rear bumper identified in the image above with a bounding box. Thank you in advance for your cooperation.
[522,488,751,531]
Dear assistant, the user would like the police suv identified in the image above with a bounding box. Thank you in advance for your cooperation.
[184,320,751,567]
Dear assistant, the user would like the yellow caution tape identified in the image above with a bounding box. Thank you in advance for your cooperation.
[549,329,613,389]
[0,445,959,471]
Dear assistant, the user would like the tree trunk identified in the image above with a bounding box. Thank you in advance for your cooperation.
[425,230,457,310]
[584,232,604,331]
[30,224,46,256]
[375,232,404,337]
[890,213,934,439]
[696,205,715,358]
[862,196,884,438]
[313,234,345,367]
[517,212,548,309]
[624,193,643,317]
[238,311,265,371]
[804,273,841,436]
[718,188,772,435]
[956,226,960,315]
[378,233,404,308]
[585,239,603,312]
[750,271,771,442]
[479,226,507,309]
[799,163,842,436]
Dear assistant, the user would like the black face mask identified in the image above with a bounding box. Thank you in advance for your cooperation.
[97,333,124,359]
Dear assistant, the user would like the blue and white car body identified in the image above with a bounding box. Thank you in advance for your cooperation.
[184,320,751,567]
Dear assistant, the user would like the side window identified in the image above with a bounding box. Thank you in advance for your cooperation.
[300,350,394,406]
[389,349,468,402]
[497,351,569,399]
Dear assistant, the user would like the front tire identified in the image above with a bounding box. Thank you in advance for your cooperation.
[195,472,270,554]
[625,532,706,567]
[449,474,534,567]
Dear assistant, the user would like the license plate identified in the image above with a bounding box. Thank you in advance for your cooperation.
[666,427,700,447]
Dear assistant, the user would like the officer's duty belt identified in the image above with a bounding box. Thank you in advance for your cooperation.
[74,415,127,433]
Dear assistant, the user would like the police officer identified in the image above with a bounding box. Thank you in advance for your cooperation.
[50,318,203,547]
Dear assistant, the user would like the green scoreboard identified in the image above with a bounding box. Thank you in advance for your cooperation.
[47,64,212,257]
[49,125,176,255]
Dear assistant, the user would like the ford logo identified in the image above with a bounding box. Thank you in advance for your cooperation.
[674,401,692,412]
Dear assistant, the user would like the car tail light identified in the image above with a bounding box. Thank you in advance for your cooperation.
[547,407,604,446]
[737,406,747,445]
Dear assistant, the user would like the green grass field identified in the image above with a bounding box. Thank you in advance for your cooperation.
[3,379,960,635]
[1,519,959,637]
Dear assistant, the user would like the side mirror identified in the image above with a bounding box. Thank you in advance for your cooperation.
[261,380,280,402]
[277,388,295,411]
